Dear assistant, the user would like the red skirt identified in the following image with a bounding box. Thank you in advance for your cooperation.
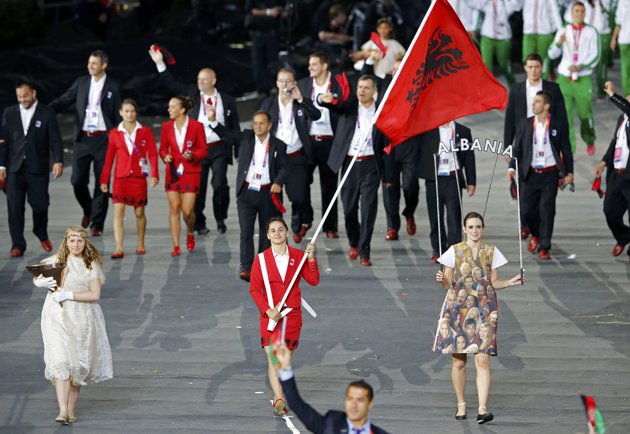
[112,177,148,206]
[165,172,200,193]
[260,309,302,350]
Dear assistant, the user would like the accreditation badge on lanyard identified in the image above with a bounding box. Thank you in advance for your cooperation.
[437,127,455,176]
[129,134,150,177]
[249,139,269,191]
[533,117,550,168]
[86,109,100,131]
[277,106,293,145]
[571,25,583,81]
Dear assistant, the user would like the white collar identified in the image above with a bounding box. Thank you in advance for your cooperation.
[91,74,107,85]
[117,121,142,133]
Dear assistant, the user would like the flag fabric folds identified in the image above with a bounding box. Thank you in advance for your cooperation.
[375,0,507,151]
[581,394,606,434]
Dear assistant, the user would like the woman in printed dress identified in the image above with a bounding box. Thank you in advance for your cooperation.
[434,212,522,424]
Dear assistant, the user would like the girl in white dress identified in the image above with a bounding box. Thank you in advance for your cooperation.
[35,225,113,424]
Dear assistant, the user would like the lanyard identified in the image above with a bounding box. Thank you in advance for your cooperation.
[311,76,331,101]
[572,24,583,64]
[125,130,143,157]
[278,101,294,126]
[532,115,550,147]
[252,137,270,168]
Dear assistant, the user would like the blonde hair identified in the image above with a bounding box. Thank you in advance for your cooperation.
[56,226,103,270]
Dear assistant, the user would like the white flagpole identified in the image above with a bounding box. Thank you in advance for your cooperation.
[267,0,440,331]
[515,158,524,285]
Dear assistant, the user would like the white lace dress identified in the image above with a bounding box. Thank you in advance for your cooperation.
[40,255,113,385]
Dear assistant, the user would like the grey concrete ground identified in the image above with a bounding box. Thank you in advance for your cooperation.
[1,68,630,434]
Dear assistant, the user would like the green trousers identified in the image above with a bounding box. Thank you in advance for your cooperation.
[480,36,515,86]
[557,74,595,152]
[522,33,555,79]
[596,33,611,98]
[621,43,630,97]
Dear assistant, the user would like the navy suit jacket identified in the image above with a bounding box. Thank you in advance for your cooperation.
[259,95,321,163]
[510,116,573,181]
[281,376,389,434]
[417,123,476,187]
[504,80,568,147]
[235,130,288,196]
[156,68,241,164]
[602,92,630,181]
[0,103,63,174]
[49,75,122,142]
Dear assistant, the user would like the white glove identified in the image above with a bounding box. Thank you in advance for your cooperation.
[52,290,73,303]
[34,275,57,290]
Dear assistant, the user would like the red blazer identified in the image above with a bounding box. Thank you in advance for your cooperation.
[100,125,159,184]
[159,118,207,175]
[250,246,320,315]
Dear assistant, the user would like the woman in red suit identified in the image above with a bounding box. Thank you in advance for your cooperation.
[249,217,319,416]
[99,99,159,258]
[159,96,207,256]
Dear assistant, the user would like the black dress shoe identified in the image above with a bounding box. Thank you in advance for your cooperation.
[217,220,227,234]
[477,412,494,424]
[455,413,467,420]
[197,227,210,236]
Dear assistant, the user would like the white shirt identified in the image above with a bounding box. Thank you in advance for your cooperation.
[449,0,481,32]
[348,102,375,157]
[19,101,38,136]
[117,121,142,155]
[437,121,460,175]
[439,244,508,270]
[276,97,303,154]
[522,0,560,35]
[309,74,334,136]
[465,0,522,40]
[173,117,189,153]
[273,247,289,281]
[614,115,629,169]
[359,38,406,78]
[526,79,543,118]
[246,134,272,184]
[198,90,225,143]
[548,23,600,77]
[82,75,107,132]
[564,0,611,34]
[616,0,630,44]
[531,117,557,168]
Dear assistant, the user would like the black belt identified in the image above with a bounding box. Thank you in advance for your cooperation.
[616,168,626,174]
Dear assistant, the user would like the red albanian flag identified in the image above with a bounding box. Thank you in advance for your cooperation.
[375,0,507,152]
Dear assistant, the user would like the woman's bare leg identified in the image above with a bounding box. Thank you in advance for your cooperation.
[167,192,182,247]
[452,354,467,416]
[67,384,80,419]
[134,206,147,251]
[474,353,491,412]
[113,203,126,253]
[54,378,70,416]
[181,193,197,234]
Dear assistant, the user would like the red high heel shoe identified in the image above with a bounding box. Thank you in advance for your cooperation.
[171,246,180,257]
[187,233,195,252]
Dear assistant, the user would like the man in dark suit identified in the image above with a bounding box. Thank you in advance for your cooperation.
[418,121,476,263]
[509,90,574,260]
[297,52,342,239]
[504,53,568,240]
[595,81,630,261]
[149,47,241,235]
[275,342,389,434]
[362,52,421,241]
[236,111,288,281]
[320,75,386,266]
[49,50,121,236]
[261,67,322,243]
[0,81,63,257]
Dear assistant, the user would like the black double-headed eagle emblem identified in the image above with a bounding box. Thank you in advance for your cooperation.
[406,28,469,110]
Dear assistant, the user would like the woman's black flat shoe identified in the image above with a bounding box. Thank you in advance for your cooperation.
[455,413,467,420]
[477,412,494,424]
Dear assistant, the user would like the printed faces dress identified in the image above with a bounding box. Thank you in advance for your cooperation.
[433,241,507,356]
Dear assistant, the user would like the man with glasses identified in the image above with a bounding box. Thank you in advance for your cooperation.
[260,68,322,243]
